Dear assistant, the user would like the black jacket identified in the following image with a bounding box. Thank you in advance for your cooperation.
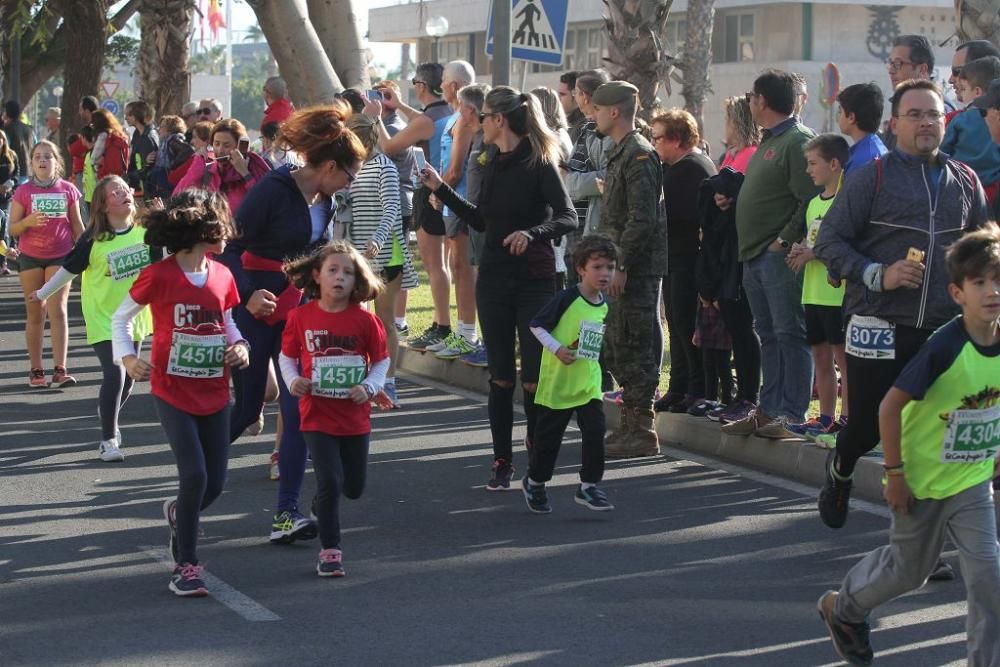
[695,168,744,302]
[127,124,159,194]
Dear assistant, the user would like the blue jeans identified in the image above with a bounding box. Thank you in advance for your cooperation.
[741,249,812,422]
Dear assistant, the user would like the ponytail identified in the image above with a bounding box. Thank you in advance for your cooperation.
[485,86,561,167]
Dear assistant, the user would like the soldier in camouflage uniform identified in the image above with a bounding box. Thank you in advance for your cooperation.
[592,81,667,458]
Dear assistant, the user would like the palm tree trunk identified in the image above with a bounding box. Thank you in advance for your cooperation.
[603,0,675,121]
[54,0,108,157]
[681,0,715,134]
[956,0,1000,45]
[137,0,196,122]
[307,0,370,90]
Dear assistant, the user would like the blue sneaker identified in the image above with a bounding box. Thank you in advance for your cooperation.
[383,380,401,409]
[521,476,551,514]
[460,342,488,368]
[575,485,615,511]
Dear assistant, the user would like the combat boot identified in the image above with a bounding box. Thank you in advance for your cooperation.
[604,403,630,450]
[607,407,659,459]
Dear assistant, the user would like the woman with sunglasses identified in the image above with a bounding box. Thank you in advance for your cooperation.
[417,86,577,491]
[217,102,367,544]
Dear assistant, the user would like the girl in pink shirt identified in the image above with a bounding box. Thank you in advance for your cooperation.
[9,140,85,388]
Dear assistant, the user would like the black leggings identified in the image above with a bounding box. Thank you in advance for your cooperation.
[529,399,606,485]
[154,397,230,565]
[664,269,704,397]
[834,323,933,477]
[702,348,734,404]
[718,296,761,404]
[303,432,370,550]
[92,340,138,440]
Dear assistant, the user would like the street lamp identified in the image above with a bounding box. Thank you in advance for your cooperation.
[53,85,64,106]
[425,15,449,63]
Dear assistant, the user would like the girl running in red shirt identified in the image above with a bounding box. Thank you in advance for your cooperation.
[279,240,388,577]
[111,189,250,597]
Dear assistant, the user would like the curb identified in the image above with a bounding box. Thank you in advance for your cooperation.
[396,344,886,503]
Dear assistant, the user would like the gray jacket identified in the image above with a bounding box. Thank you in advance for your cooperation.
[564,122,613,235]
[815,149,990,330]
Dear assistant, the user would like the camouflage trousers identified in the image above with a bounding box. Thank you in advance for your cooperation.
[605,275,664,409]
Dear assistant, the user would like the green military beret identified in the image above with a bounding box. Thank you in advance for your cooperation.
[592,81,639,106]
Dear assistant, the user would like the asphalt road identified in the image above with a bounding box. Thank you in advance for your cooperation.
[0,278,971,666]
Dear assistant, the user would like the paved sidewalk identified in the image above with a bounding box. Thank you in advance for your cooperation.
[0,278,970,666]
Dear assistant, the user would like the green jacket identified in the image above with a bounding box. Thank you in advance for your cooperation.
[734,118,818,262]
[598,130,665,277]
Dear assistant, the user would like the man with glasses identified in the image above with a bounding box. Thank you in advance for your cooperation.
[949,40,1000,95]
[814,80,990,545]
[180,101,199,129]
[197,98,223,123]
[882,35,954,150]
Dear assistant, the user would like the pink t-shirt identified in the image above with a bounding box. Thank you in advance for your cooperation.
[12,179,81,259]
[720,146,758,175]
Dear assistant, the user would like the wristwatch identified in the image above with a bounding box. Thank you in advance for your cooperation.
[777,237,790,249]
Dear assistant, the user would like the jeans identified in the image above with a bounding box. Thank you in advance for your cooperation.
[741,249,812,421]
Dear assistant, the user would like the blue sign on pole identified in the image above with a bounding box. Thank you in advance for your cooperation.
[101,99,120,115]
[486,0,570,66]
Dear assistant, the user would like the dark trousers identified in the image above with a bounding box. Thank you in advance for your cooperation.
[155,397,230,565]
[230,307,307,512]
[702,348,734,404]
[529,399,606,484]
[303,432,370,550]
[477,273,553,461]
[834,323,933,477]
[718,296,761,404]
[92,340,138,440]
[664,269,704,397]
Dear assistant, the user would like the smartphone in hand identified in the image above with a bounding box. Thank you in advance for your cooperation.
[413,147,426,171]
[366,89,383,102]
[238,137,250,158]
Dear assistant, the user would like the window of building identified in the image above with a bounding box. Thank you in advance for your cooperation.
[438,36,468,63]
[561,23,605,71]
[712,13,755,63]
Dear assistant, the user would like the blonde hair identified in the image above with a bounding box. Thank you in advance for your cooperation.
[347,113,380,157]
[724,96,760,149]
[283,240,384,302]
[530,86,568,132]
[486,86,561,166]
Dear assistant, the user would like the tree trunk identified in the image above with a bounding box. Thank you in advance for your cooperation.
[955,0,1000,46]
[54,0,108,159]
[603,0,675,120]
[136,0,195,122]
[247,0,342,106]
[681,0,715,134]
[307,0,369,90]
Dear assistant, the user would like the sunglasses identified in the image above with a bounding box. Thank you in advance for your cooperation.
[342,165,357,184]
[477,111,498,123]
[411,78,425,87]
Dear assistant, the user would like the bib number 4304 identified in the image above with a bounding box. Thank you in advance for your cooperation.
[942,405,1000,463]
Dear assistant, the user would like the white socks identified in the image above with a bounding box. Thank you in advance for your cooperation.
[458,321,478,343]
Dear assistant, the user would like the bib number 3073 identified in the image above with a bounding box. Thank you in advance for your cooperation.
[942,405,1000,463]
[845,315,895,360]
[312,354,367,399]
[167,332,226,378]
[576,321,605,361]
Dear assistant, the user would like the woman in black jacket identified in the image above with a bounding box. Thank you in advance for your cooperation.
[418,86,577,491]
[0,129,19,275]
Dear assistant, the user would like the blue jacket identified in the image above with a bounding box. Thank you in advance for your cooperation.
[940,108,1000,186]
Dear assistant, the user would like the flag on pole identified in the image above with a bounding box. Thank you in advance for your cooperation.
[208,0,226,41]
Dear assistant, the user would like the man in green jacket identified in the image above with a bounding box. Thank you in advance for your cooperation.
[719,69,819,439]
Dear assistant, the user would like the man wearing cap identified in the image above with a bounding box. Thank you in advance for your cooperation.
[593,80,666,458]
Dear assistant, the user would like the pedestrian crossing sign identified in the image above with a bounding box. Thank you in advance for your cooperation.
[486,0,570,66]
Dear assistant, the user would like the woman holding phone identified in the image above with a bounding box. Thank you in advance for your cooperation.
[174,118,271,214]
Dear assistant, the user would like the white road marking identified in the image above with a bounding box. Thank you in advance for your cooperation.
[138,546,280,622]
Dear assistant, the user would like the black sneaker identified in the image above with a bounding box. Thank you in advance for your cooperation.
[169,563,208,597]
[408,324,448,352]
[669,395,699,414]
[269,509,318,544]
[816,590,873,666]
[486,458,514,491]
[163,499,179,563]
[927,559,956,582]
[575,485,615,511]
[521,476,551,514]
[818,450,852,529]
[317,548,346,577]
[653,391,685,413]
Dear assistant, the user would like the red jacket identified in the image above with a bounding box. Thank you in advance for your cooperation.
[98,132,130,179]
[261,97,295,132]
[69,137,89,176]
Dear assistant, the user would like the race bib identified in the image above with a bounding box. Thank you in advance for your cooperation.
[167,332,226,378]
[941,405,1000,463]
[845,315,895,360]
[576,320,606,361]
[106,244,151,281]
[31,192,68,216]
[311,354,367,399]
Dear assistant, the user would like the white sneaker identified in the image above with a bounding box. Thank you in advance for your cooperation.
[98,439,124,462]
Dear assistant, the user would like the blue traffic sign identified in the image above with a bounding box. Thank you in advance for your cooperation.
[101,99,120,115]
[486,0,570,66]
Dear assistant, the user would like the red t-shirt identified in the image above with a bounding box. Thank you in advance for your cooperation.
[130,255,240,415]
[281,301,388,436]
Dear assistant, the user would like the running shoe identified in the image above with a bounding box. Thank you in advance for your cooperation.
[816,590,873,666]
[575,485,615,511]
[818,450,853,529]
[269,509,318,544]
[603,390,624,404]
[407,324,448,351]
[425,331,459,354]
[164,499,179,563]
[928,559,956,581]
[788,418,825,437]
[521,476,551,514]
[268,451,280,481]
[720,399,756,424]
[169,563,208,598]
[98,439,124,462]
[459,343,489,368]
[706,403,729,422]
[245,411,265,437]
[395,322,409,339]
[382,380,402,409]
[814,432,838,450]
[434,334,477,360]
[755,416,803,440]
[653,390,686,413]
[28,368,48,388]
[486,458,514,491]
[317,548,346,577]
[669,395,700,414]
[51,366,76,388]
[805,417,847,440]
[686,399,719,417]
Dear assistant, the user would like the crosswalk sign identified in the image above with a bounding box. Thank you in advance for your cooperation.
[486,0,570,66]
